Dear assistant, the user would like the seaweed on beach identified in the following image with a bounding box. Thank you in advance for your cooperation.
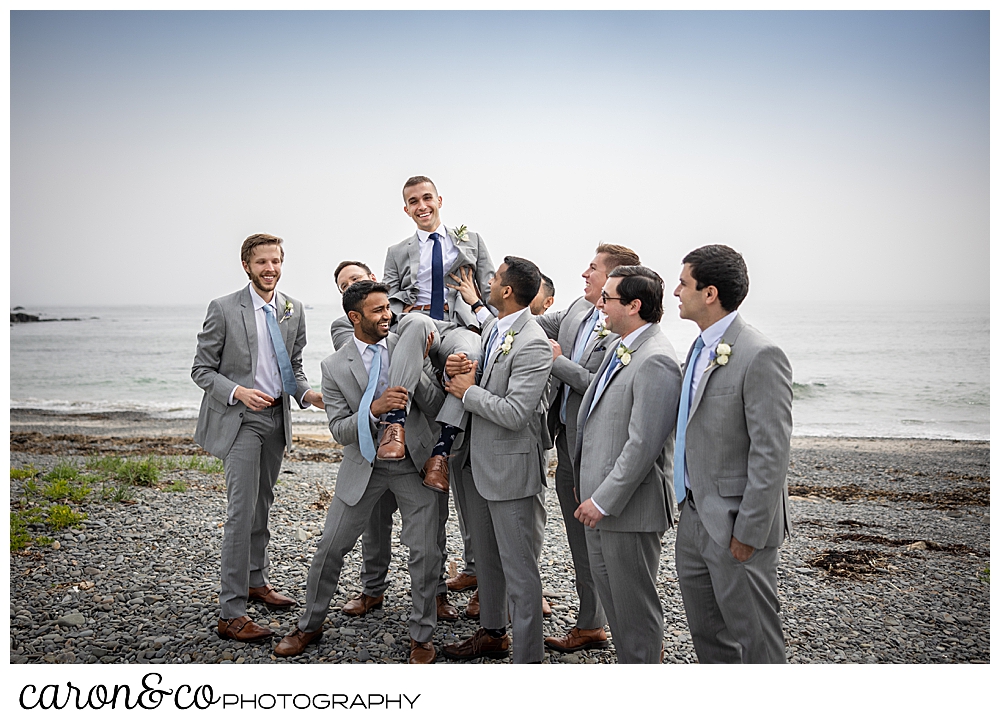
[832,533,979,555]
[788,482,989,509]
[809,549,892,578]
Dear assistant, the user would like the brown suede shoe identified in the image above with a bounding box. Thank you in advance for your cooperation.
[543,626,609,653]
[445,571,478,592]
[217,615,274,642]
[542,597,552,617]
[248,585,297,610]
[421,455,449,493]
[409,638,437,664]
[436,593,459,621]
[342,593,384,617]
[273,627,323,657]
[376,422,406,460]
[442,628,510,660]
[464,589,480,619]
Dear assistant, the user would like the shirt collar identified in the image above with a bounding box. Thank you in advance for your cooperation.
[249,283,277,312]
[416,224,447,244]
[700,310,738,349]
[494,306,529,339]
[353,335,389,357]
[620,322,652,349]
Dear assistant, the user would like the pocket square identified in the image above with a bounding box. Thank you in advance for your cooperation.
[595,346,606,352]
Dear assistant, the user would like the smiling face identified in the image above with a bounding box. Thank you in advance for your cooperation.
[597,276,627,335]
[352,291,393,344]
[402,181,443,232]
[336,264,377,294]
[243,243,283,301]
[674,263,712,329]
[582,252,612,305]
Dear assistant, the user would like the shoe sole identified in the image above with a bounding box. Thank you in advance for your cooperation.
[217,630,274,643]
[442,648,509,661]
[274,633,324,657]
[376,450,406,461]
[446,581,477,592]
[250,598,297,611]
[342,602,383,616]
[544,639,610,653]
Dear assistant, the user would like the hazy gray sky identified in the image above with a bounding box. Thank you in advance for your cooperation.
[10,10,989,308]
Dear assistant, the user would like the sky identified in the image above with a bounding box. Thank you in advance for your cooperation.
[9,10,990,310]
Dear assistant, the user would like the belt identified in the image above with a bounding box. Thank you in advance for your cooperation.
[266,397,282,408]
[408,303,449,313]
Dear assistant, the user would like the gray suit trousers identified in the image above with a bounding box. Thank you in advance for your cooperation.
[299,458,441,643]
[404,311,482,429]
[220,406,286,619]
[585,526,663,664]
[447,442,477,576]
[554,427,606,630]
[457,470,544,663]
[675,500,786,664]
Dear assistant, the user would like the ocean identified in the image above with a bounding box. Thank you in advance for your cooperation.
[8,300,989,441]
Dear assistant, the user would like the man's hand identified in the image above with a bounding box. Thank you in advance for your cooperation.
[370,386,408,417]
[234,386,275,411]
[550,339,563,360]
[423,331,435,359]
[444,362,478,400]
[303,390,324,409]
[729,535,755,563]
[574,498,604,529]
[445,352,474,378]
[446,266,480,306]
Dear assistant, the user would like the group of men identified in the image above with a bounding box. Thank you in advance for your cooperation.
[192,175,794,665]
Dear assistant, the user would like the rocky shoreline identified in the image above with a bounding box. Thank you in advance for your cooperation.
[8,411,990,665]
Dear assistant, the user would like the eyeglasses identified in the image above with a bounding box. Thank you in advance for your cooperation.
[600,291,623,304]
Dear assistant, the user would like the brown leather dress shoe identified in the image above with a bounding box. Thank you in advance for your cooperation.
[442,628,510,660]
[436,593,459,621]
[421,455,449,493]
[248,585,297,610]
[445,571,478,591]
[342,593,384,616]
[376,422,406,460]
[542,597,552,617]
[464,589,480,619]
[217,615,274,642]
[543,626,609,653]
[409,638,437,664]
[274,627,323,657]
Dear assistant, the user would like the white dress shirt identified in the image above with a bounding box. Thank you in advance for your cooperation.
[353,335,390,423]
[413,224,459,305]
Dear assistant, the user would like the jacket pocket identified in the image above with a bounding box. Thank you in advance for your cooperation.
[717,476,748,497]
[494,437,531,455]
[207,396,228,414]
[704,385,736,397]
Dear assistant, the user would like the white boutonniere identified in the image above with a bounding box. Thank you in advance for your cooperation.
[709,339,732,368]
[500,328,517,355]
[452,224,470,242]
[615,342,634,366]
[595,320,609,338]
[279,301,293,323]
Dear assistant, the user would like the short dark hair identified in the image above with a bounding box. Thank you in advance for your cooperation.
[402,175,437,195]
[539,273,555,299]
[342,280,389,317]
[682,245,749,312]
[241,233,284,267]
[334,260,372,285]
[596,243,640,271]
[500,256,542,307]
[608,265,664,324]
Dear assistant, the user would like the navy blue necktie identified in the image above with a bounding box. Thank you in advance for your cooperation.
[430,232,445,320]
[673,336,705,504]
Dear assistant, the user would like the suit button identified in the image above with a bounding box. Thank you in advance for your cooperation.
[239,413,243,418]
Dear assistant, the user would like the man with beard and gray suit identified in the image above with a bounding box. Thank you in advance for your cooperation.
[274,280,444,664]
[382,175,496,494]
[192,233,324,643]
[534,243,640,653]
[672,244,793,664]
[439,257,553,663]
[574,265,681,664]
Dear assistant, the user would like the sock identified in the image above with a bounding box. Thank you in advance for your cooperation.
[385,408,406,426]
[486,628,506,639]
[431,424,460,457]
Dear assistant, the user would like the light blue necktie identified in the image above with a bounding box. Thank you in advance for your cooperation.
[358,344,382,463]
[484,325,500,365]
[673,335,705,505]
[262,304,297,396]
[587,352,621,418]
[561,307,600,424]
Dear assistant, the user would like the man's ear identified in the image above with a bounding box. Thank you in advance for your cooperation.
[347,310,361,325]
[703,285,720,306]
[628,298,642,317]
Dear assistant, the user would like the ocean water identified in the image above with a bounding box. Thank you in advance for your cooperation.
[8,301,989,440]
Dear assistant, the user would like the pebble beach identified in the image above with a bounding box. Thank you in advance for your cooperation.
[8,410,990,665]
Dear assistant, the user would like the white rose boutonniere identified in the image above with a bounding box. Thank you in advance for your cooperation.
[615,342,634,367]
[709,339,732,368]
[452,224,470,242]
[500,328,517,355]
[595,320,609,338]
[279,301,293,323]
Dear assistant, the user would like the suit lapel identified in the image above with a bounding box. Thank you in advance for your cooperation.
[405,234,421,292]
[560,298,593,351]
[689,314,745,418]
[275,291,293,351]
[478,318,502,388]
[240,287,258,382]
[346,342,369,391]
[588,324,658,412]
[446,227,477,275]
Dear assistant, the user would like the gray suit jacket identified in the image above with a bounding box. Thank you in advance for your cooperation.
[321,332,444,507]
[681,314,793,551]
[463,311,553,502]
[536,296,620,453]
[574,324,681,533]
[192,286,312,460]
[382,227,495,329]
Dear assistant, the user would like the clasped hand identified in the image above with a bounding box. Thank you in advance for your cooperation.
[370,386,408,417]
[443,353,477,399]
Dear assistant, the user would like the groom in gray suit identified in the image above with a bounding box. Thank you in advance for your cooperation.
[440,257,552,663]
[672,244,793,664]
[192,233,323,642]
[274,280,444,664]
[574,266,681,663]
